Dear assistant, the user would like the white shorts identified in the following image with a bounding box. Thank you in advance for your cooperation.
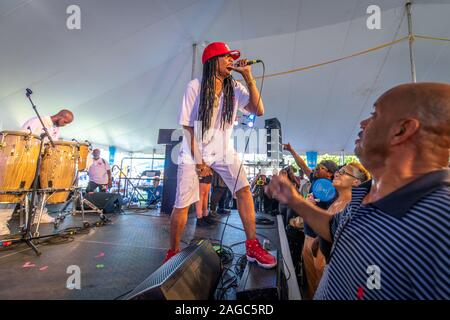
[174,152,249,209]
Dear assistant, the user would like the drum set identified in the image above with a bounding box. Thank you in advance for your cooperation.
[0,89,111,255]
[0,130,104,251]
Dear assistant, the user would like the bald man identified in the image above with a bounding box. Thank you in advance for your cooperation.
[21,109,74,141]
[86,149,112,193]
[18,109,74,225]
[267,82,450,299]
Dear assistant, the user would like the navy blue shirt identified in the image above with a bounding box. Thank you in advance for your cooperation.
[315,169,450,300]
[147,185,163,203]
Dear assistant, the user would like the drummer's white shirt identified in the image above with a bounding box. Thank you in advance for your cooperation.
[88,158,111,185]
[21,116,59,140]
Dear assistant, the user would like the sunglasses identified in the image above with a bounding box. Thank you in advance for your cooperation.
[336,168,359,180]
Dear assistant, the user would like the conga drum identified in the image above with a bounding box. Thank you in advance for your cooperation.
[0,131,41,203]
[77,142,92,171]
[40,141,78,204]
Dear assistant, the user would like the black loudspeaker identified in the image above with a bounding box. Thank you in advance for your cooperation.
[265,118,281,130]
[160,143,178,214]
[157,128,182,144]
[158,129,183,214]
[265,118,283,165]
[81,192,123,213]
[236,250,288,300]
[123,240,221,300]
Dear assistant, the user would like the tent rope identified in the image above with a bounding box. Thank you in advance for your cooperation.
[237,34,449,81]
[414,34,450,42]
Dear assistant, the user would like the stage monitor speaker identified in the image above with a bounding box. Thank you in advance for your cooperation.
[236,250,288,300]
[122,240,221,300]
[80,192,123,213]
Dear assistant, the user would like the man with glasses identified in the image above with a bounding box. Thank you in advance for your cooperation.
[282,143,338,299]
[270,83,450,299]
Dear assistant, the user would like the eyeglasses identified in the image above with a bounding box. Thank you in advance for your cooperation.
[336,168,359,180]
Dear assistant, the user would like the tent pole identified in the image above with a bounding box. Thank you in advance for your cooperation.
[191,43,197,80]
[406,2,417,83]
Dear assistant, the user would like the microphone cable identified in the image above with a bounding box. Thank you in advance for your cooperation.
[216,60,266,290]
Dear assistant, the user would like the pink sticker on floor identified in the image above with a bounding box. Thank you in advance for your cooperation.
[22,262,35,268]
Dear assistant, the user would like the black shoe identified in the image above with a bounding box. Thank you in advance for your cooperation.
[203,216,216,225]
[208,211,221,219]
[196,218,209,227]
[218,208,231,215]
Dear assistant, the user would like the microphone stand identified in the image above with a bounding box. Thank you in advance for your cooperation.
[22,88,55,255]
[26,88,55,148]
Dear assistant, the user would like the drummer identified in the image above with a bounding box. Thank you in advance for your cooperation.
[21,109,74,140]
[17,109,74,225]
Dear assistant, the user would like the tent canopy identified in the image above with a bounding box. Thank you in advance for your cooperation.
[1,0,449,154]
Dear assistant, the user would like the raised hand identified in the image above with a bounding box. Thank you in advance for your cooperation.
[265,174,297,205]
[282,143,293,152]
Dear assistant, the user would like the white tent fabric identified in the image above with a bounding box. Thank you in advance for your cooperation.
[1,0,449,154]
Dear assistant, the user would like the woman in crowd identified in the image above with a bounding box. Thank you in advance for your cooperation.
[304,162,370,298]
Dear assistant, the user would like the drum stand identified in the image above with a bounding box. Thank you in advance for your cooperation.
[66,187,106,228]
[21,136,45,256]
[0,190,29,236]
[52,172,109,229]
[32,192,54,237]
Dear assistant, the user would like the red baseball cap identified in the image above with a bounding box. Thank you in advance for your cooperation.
[202,42,240,64]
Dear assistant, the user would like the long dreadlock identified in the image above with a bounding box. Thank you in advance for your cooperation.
[197,56,235,138]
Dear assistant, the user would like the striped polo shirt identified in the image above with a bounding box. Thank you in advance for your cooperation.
[314,169,450,300]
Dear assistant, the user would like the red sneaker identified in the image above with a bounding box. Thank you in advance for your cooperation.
[245,239,277,269]
[163,248,180,263]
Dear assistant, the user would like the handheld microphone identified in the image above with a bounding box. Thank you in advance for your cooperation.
[246,59,262,65]
[234,59,263,66]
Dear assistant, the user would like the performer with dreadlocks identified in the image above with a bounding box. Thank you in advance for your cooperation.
[164,42,277,268]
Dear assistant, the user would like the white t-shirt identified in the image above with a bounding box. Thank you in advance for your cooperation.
[88,158,111,185]
[21,116,60,141]
[177,78,250,164]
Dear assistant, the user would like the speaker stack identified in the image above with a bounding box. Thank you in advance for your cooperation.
[157,129,183,214]
[265,118,283,168]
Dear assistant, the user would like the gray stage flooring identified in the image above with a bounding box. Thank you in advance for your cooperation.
[0,208,279,300]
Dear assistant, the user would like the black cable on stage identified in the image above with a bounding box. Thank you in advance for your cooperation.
[0,213,116,251]
[215,219,276,248]
[234,254,247,277]
[190,237,234,265]
[113,288,134,300]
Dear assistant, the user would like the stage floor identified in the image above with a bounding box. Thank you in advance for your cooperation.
[0,208,280,300]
